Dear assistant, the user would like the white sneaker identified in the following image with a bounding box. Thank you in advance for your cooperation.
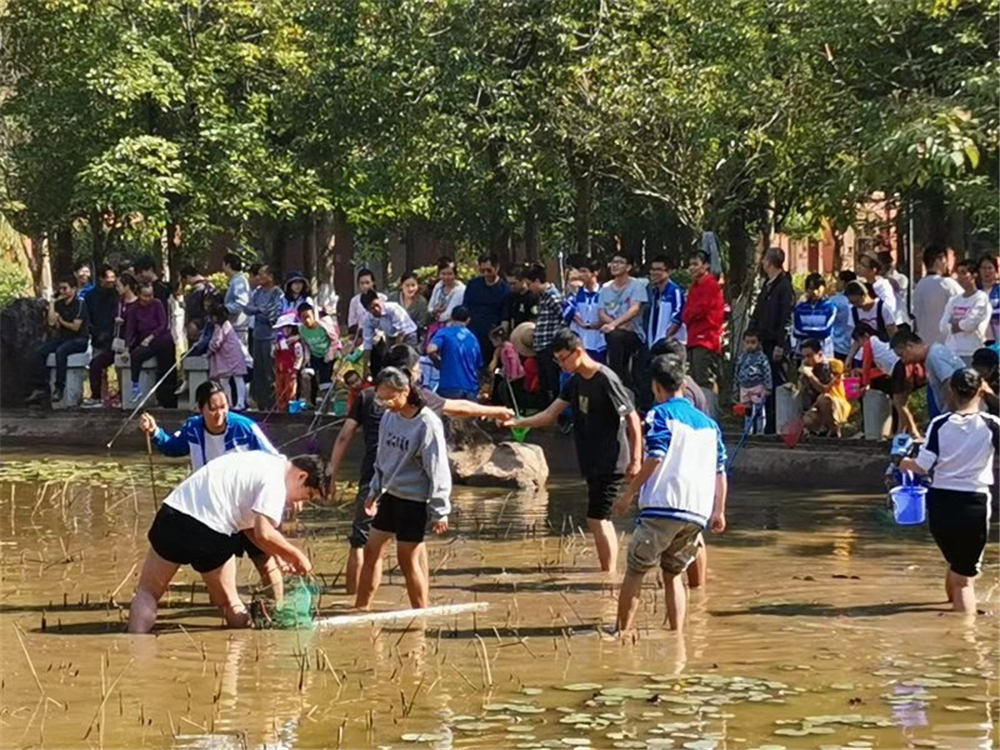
[81,398,103,409]
[130,383,142,399]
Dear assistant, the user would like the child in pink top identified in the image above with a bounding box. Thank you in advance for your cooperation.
[208,307,249,409]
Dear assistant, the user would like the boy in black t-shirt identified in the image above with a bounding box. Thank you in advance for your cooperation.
[27,275,90,404]
[504,328,642,572]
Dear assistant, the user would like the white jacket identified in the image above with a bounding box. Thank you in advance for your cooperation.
[940,291,990,358]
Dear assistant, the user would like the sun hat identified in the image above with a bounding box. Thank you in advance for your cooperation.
[510,322,536,358]
[275,312,300,329]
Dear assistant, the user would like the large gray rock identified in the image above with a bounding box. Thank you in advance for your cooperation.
[451,440,549,490]
[1,298,47,406]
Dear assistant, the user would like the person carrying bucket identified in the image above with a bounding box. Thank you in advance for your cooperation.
[899,368,1000,615]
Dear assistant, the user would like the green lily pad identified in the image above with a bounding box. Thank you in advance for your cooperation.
[600,687,654,700]
[560,739,591,747]
[945,704,976,711]
[507,726,537,733]
[681,741,714,750]
[559,683,603,692]
[612,743,646,750]
[774,729,809,737]
[401,733,446,742]
[455,722,496,732]
[522,688,543,696]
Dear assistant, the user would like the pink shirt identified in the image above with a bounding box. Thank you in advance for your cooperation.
[499,342,525,381]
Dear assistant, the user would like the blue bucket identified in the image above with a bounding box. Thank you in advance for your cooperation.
[890,484,927,525]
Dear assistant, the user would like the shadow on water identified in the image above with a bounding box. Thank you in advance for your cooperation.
[712,600,948,618]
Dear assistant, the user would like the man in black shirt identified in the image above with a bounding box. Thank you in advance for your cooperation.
[505,328,642,572]
[27,275,90,404]
[508,264,539,328]
[82,264,119,406]
[135,255,171,311]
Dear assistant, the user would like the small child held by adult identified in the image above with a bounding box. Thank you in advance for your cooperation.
[488,325,527,412]
[733,329,772,434]
[900,368,999,614]
[799,338,851,438]
[207,306,249,410]
[612,354,727,632]
[273,313,305,412]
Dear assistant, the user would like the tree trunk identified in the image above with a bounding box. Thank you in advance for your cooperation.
[524,201,539,262]
[54,226,74,279]
[317,210,355,324]
[568,152,592,257]
[303,215,318,293]
[831,228,844,272]
[163,216,182,281]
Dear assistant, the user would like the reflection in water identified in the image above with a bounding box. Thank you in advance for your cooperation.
[0,453,997,749]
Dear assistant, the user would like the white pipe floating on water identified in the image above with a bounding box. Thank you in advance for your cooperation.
[313,601,488,629]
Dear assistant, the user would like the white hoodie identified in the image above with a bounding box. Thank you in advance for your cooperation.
[940,290,990,358]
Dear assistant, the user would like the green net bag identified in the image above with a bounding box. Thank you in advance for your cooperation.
[250,577,319,629]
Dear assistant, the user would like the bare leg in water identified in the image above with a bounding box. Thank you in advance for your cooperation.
[588,518,618,573]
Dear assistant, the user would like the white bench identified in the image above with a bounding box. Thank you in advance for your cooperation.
[47,348,92,410]
[120,358,159,410]
[185,355,210,409]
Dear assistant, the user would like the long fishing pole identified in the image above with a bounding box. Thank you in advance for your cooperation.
[275,416,347,452]
[726,402,759,471]
[106,344,196,449]
[144,431,160,511]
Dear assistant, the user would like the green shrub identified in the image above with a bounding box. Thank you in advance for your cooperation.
[0,257,33,309]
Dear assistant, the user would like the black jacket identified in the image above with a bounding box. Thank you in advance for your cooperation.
[84,285,119,349]
[749,271,794,349]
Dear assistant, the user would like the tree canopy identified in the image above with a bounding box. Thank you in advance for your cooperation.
[2,0,996,277]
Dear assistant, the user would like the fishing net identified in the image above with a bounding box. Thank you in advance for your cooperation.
[249,576,320,630]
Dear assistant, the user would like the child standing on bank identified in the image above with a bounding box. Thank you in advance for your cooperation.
[207,306,249,410]
[734,329,772,434]
[273,313,305,411]
[354,367,451,610]
[613,354,727,632]
[901,368,999,614]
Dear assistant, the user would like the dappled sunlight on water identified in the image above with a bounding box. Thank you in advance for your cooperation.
[0,453,997,749]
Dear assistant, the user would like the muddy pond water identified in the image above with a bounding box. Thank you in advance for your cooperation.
[0,449,996,750]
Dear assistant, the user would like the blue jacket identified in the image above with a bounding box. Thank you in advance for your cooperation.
[152,412,278,471]
[792,298,837,355]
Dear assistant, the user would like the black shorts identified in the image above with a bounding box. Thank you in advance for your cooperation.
[236,530,267,562]
[586,474,625,521]
[349,482,373,549]
[371,492,429,544]
[927,488,989,578]
[148,505,241,574]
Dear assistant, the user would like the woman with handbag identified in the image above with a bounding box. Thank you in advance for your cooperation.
[84,272,139,408]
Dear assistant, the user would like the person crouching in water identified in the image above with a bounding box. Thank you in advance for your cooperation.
[355,367,451,611]
[139,380,284,600]
[900,367,999,615]
[128,450,325,633]
[613,354,727,631]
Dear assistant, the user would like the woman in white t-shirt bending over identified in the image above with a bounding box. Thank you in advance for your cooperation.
[128,451,324,633]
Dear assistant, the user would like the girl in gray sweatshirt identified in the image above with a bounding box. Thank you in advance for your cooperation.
[355,367,453,610]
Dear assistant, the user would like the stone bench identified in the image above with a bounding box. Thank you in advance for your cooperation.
[185,355,209,409]
[47,348,92,410]
[120,358,159,411]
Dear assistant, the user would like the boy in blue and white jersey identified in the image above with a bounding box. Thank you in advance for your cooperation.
[793,273,837,359]
[564,258,606,361]
[613,354,727,632]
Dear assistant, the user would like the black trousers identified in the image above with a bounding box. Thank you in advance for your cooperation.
[762,341,787,435]
[129,341,178,408]
[605,328,645,394]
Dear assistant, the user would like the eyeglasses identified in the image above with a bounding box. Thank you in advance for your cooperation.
[609,259,627,266]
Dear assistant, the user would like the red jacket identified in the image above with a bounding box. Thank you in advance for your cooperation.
[682,273,724,353]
